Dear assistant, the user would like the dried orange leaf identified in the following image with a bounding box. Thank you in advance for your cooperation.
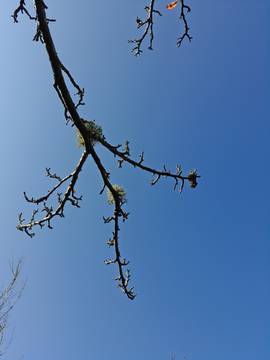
[166,0,178,9]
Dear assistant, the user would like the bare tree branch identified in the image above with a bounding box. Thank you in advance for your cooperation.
[0,256,26,357]
[128,0,162,56]
[98,137,200,193]
[12,0,36,23]
[128,0,192,54]
[14,0,199,299]
[177,0,192,47]
[17,150,87,237]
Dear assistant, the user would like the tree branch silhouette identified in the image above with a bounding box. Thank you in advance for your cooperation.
[177,0,192,47]
[0,256,26,356]
[14,0,199,300]
[128,0,192,55]
[128,0,162,56]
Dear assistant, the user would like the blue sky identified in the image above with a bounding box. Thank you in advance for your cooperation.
[0,1,269,359]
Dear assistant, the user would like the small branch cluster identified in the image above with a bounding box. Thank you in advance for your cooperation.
[12,0,36,23]
[0,256,26,356]
[177,0,192,47]
[128,0,162,56]
[128,0,192,54]
[17,151,87,237]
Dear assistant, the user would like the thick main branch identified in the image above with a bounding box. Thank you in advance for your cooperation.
[30,0,136,299]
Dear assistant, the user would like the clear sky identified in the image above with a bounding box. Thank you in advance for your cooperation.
[0,1,269,359]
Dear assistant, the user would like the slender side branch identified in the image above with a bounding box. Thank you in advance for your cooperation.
[128,0,162,56]
[23,168,73,205]
[86,145,135,299]
[177,0,192,47]
[103,198,135,299]
[12,0,36,23]
[17,150,88,237]
[99,137,200,192]
[0,256,27,356]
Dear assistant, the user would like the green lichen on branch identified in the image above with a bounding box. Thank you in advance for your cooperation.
[75,119,103,148]
[107,185,127,205]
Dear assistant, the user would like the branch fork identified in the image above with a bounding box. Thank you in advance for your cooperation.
[14,0,199,299]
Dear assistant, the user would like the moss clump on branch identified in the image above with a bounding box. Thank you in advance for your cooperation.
[107,185,127,205]
[75,120,103,148]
